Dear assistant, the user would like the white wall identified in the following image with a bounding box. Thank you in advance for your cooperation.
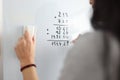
[0,0,3,79]
[0,0,2,34]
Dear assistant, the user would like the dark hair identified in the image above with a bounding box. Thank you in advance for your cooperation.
[91,0,120,41]
[91,0,120,80]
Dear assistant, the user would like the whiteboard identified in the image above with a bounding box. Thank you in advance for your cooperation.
[2,0,93,80]
[0,0,3,80]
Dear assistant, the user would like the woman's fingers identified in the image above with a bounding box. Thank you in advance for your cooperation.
[32,36,36,44]
[24,30,32,42]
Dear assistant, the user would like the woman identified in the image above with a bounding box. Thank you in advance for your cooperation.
[15,0,120,80]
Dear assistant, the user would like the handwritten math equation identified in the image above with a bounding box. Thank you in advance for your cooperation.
[47,11,70,47]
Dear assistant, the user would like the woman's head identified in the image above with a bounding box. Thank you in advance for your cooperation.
[91,0,120,41]
[91,1,120,80]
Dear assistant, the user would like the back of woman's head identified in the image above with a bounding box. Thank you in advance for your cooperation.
[91,0,120,80]
[91,0,120,41]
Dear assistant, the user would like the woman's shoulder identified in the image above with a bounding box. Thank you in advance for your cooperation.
[59,31,105,80]
[76,30,104,44]
[60,31,119,80]
[72,30,104,54]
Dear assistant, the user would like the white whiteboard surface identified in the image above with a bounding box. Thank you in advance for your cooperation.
[0,0,2,37]
[0,0,3,80]
[3,0,93,80]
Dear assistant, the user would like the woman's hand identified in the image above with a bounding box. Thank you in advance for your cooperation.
[72,34,81,43]
[15,30,36,67]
